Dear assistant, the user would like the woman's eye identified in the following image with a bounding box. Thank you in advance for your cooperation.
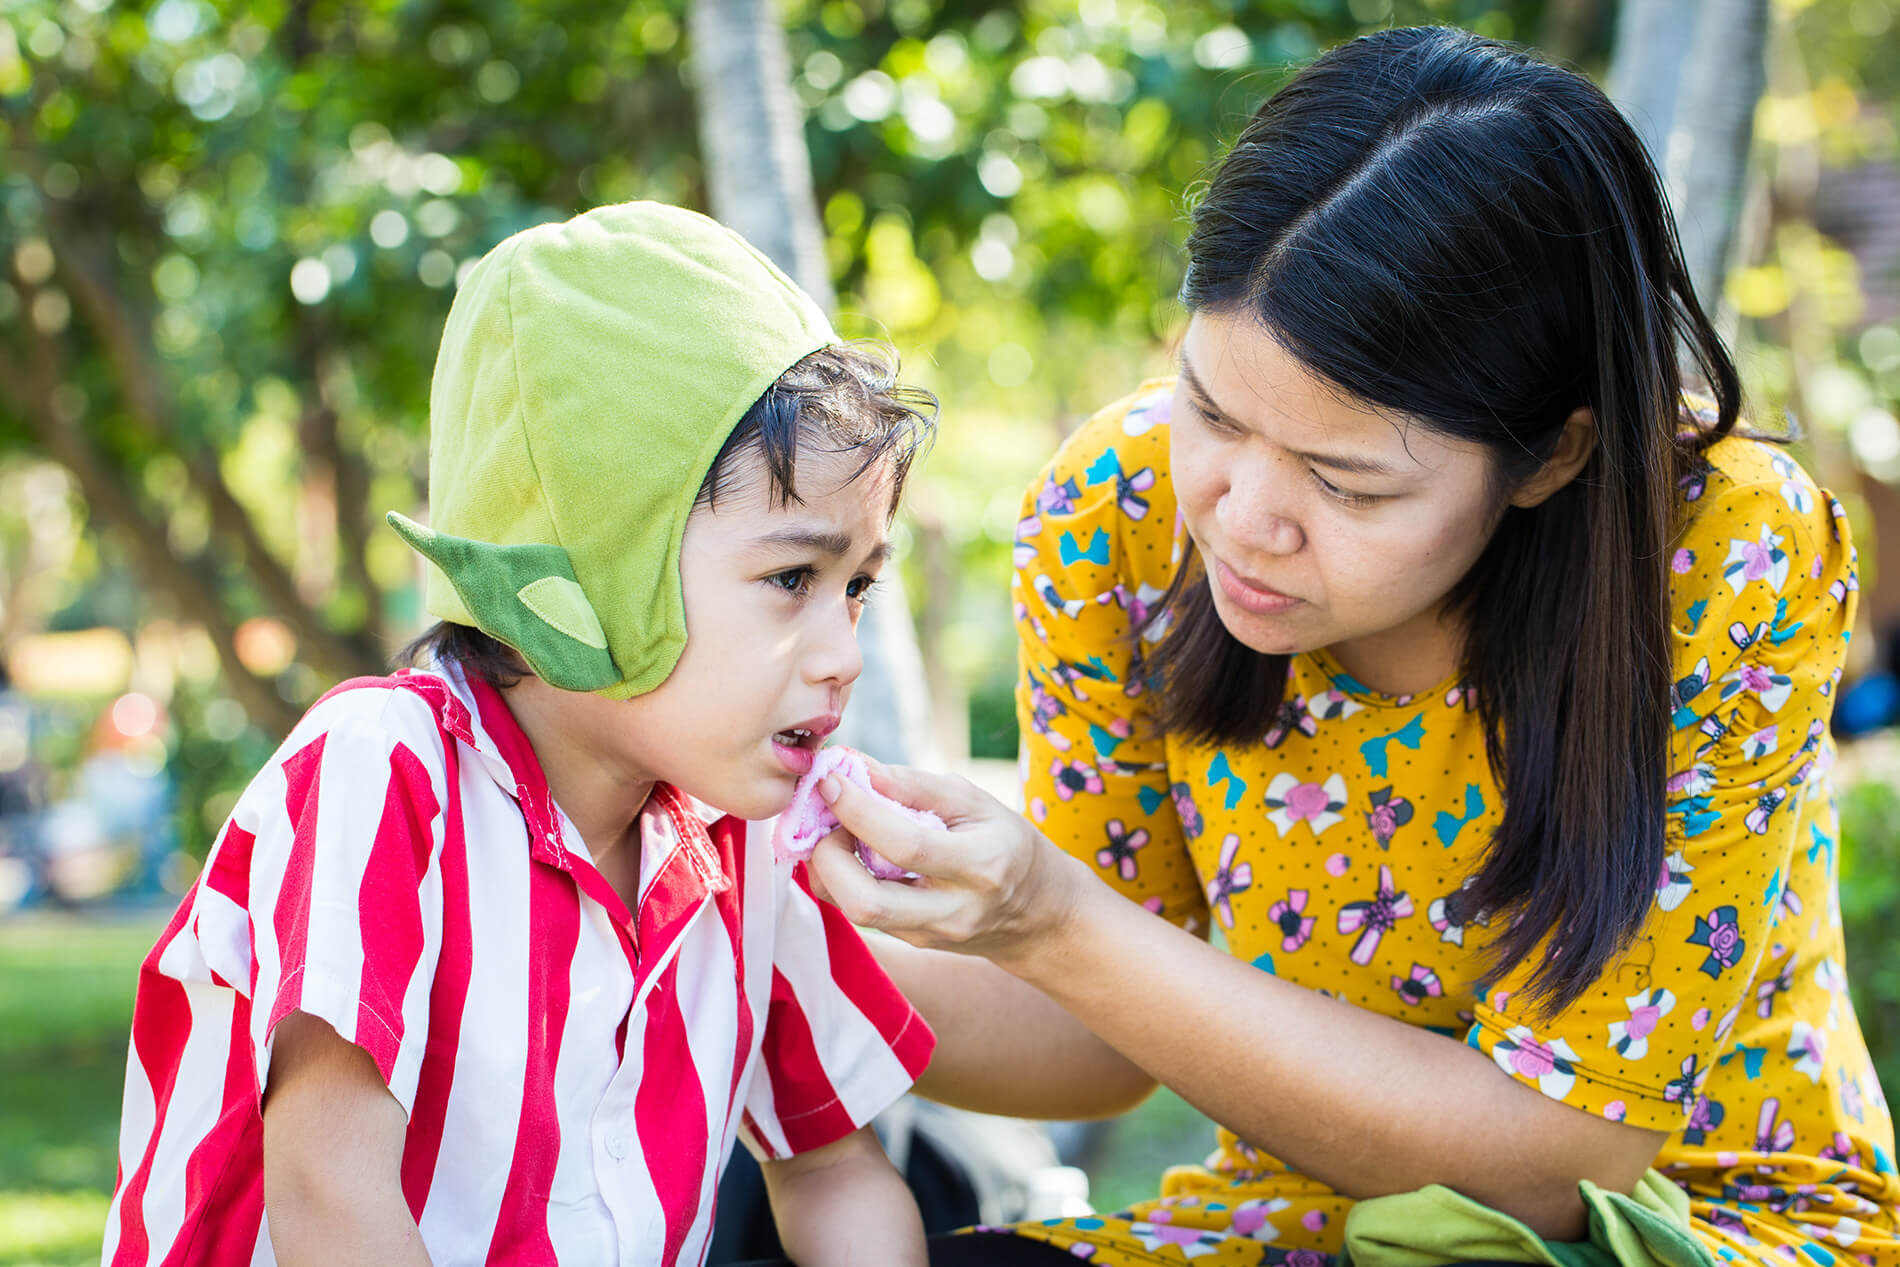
[1311,470,1381,508]
[1191,401,1236,434]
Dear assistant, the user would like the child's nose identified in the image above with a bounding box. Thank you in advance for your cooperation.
[804,604,864,689]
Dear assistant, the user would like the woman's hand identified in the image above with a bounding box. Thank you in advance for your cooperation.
[805,761,1090,970]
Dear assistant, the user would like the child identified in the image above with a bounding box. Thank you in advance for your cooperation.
[102,202,938,1267]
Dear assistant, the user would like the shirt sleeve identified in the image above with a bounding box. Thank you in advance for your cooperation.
[229,688,449,1117]
[1465,463,1859,1131]
[1014,384,1211,934]
[741,864,935,1160]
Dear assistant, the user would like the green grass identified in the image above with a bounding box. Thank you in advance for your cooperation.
[0,910,165,1267]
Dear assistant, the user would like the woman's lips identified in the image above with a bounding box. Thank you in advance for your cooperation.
[1215,558,1303,615]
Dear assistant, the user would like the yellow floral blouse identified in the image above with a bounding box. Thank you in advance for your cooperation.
[1004,381,1893,1267]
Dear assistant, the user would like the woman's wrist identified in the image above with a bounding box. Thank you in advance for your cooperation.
[993,842,1094,980]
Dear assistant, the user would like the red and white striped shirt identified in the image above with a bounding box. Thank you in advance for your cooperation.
[103,665,933,1267]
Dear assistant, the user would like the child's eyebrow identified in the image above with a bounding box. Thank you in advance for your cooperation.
[752,526,893,564]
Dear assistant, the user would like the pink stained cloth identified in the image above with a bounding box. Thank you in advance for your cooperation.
[772,746,944,879]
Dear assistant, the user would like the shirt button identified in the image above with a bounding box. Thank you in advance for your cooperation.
[606,1131,630,1160]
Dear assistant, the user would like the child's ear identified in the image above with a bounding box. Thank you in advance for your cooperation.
[387,513,621,692]
[1509,406,1597,509]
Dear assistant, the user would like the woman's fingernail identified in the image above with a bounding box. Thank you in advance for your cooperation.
[818,775,841,803]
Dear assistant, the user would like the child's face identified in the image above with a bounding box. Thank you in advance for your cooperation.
[613,444,896,820]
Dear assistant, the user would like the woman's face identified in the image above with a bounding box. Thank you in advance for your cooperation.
[1170,309,1510,694]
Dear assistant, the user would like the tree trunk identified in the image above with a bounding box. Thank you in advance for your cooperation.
[687,0,939,767]
[1608,0,1771,311]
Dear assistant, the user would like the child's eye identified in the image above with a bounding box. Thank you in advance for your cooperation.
[1310,470,1382,508]
[768,567,814,597]
[847,575,880,603]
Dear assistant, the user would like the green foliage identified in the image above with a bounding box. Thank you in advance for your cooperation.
[0,914,161,1267]
[1840,772,1900,1095]
[0,0,1603,826]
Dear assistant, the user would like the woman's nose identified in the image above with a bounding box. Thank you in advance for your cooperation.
[1217,461,1305,555]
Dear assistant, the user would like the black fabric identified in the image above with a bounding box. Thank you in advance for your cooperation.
[707,1135,984,1264]
[726,1230,1080,1266]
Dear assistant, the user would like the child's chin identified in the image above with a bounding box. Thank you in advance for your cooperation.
[689,777,796,824]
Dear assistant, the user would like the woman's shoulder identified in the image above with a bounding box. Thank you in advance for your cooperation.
[1668,428,1857,679]
[1021,379,1183,595]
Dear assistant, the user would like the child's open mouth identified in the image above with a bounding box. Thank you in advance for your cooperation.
[770,717,838,776]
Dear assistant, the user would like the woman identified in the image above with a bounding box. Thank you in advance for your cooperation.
[802,24,1894,1267]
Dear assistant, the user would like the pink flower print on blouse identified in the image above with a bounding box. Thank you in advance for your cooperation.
[1205,833,1254,929]
[1036,471,1082,517]
[1096,819,1150,881]
[1656,849,1695,911]
[1428,879,1488,947]
[1264,694,1317,749]
[1788,1021,1828,1083]
[1745,786,1790,835]
[1722,659,1796,714]
[1444,684,1477,712]
[1033,574,1087,621]
[1336,864,1414,965]
[1490,1026,1580,1099]
[1673,547,1697,574]
[1114,464,1157,520]
[1756,953,1795,1018]
[1756,1097,1797,1153]
[1364,786,1415,849]
[1014,512,1042,568]
[1264,772,1348,837]
[1663,1054,1709,1113]
[1682,1095,1726,1145]
[1687,904,1746,978]
[1391,963,1443,1006]
[1607,988,1676,1060]
[1229,1197,1292,1242]
[1050,757,1103,801]
[1097,581,1167,639]
[1821,1131,1864,1167]
[1170,782,1205,840]
[1311,688,1362,721]
[1130,1222,1224,1256]
[1120,388,1170,437]
[1026,680,1073,752]
[1267,890,1316,952]
[1723,523,1791,594]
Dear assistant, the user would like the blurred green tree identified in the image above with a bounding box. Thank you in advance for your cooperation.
[2,0,1619,819]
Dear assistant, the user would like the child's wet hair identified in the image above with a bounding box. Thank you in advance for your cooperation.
[694,342,936,515]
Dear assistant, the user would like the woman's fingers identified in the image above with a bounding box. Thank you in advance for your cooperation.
[808,834,963,939]
[861,761,1000,826]
[820,774,944,874]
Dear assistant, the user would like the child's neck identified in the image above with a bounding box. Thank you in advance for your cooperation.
[498,676,653,907]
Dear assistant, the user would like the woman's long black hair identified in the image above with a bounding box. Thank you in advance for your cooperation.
[1155,26,1743,1013]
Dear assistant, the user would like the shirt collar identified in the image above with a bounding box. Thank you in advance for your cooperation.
[410,664,730,897]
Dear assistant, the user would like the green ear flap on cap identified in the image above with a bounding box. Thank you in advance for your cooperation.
[387,512,621,693]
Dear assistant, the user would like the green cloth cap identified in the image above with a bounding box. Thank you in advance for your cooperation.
[387,201,837,697]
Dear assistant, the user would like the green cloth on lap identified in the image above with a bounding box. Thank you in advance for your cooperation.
[1343,1170,1715,1267]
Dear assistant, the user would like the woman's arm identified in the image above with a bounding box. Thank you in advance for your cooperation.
[263,1013,434,1267]
[761,1125,926,1267]
[811,768,1666,1243]
[868,934,1158,1119]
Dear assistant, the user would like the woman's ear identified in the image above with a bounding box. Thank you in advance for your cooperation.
[1509,406,1598,508]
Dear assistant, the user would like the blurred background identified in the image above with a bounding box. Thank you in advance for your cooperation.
[2,0,1899,1262]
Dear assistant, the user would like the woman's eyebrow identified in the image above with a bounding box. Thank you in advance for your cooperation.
[750,526,893,564]
[1180,351,1405,479]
